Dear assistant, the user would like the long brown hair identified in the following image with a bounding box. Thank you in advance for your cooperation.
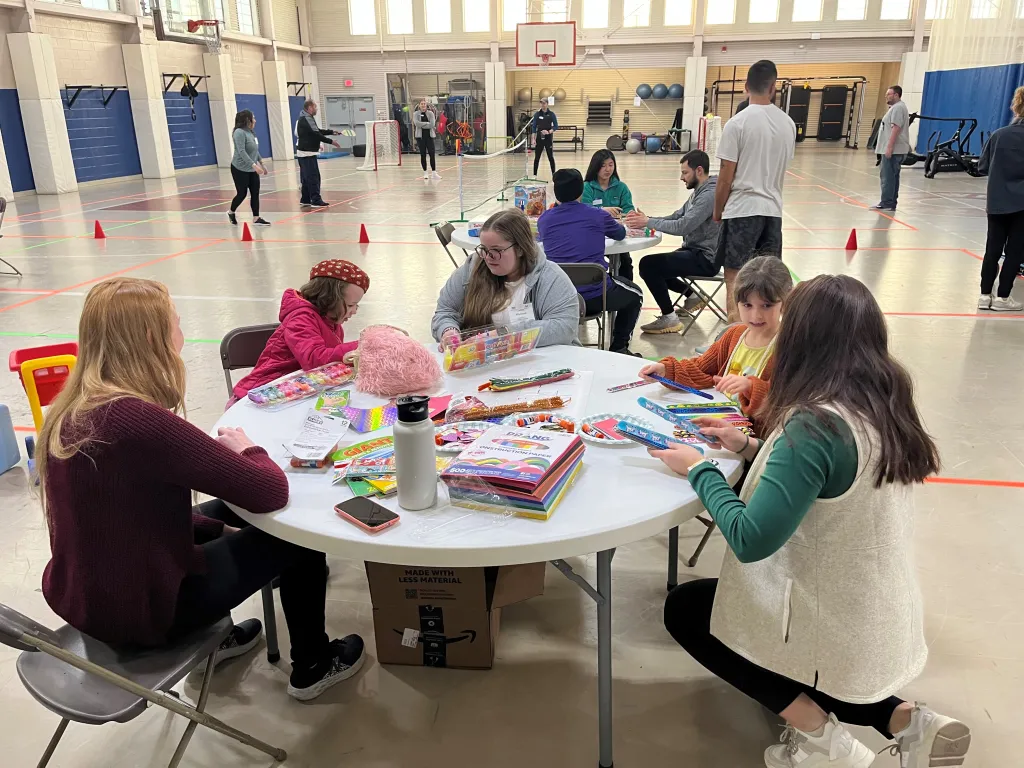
[1012,85,1024,120]
[759,274,939,486]
[300,276,352,323]
[37,278,187,515]
[234,109,255,131]
[462,209,538,329]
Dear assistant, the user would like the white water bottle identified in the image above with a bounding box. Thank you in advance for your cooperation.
[394,396,437,511]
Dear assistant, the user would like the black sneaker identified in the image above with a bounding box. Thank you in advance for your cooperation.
[196,618,262,673]
[299,201,312,208]
[310,201,330,208]
[611,348,643,357]
[287,635,366,702]
[228,212,237,225]
[253,217,271,227]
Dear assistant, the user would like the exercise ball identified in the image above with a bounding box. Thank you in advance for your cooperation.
[625,138,643,154]
[645,136,663,153]
[668,83,684,98]
[539,88,553,100]
[636,83,653,99]
[517,88,531,101]
[652,83,669,99]
[554,87,567,102]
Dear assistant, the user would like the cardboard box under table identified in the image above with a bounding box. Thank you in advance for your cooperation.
[365,562,545,669]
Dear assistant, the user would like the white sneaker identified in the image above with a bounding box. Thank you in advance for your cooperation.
[431,171,442,179]
[890,704,971,768]
[764,715,875,768]
[991,295,1024,311]
[978,294,992,310]
[423,171,429,179]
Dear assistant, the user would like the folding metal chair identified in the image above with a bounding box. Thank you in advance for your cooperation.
[434,221,469,269]
[672,270,729,336]
[0,198,23,277]
[557,262,607,350]
[0,602,287,767]
[219,324,282,663]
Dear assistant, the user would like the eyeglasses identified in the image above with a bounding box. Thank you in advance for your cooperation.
[475,244,515,260]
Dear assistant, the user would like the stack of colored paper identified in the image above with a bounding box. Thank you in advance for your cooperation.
[440,426,585,520]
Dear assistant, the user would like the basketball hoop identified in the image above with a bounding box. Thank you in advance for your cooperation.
[539,53,551,68]
[187,19,222,54]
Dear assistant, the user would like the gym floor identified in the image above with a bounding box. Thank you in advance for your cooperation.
[0,147,1019,767]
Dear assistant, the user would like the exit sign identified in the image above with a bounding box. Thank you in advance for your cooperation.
[344,79,354,87]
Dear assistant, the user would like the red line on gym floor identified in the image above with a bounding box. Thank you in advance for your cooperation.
[786,170,806,180]
[252,238,435,245]
[925,477,1024,489]
[814,184,918,232]
[785,246,965,251]
[0,239,226,314]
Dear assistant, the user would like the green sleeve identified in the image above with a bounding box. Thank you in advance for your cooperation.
[618,182,635,213]
[581,182,596,206]
[688,412,858,563]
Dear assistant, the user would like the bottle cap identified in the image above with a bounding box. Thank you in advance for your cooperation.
[396,395,430,423]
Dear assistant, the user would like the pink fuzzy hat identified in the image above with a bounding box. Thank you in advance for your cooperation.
[356,325,442,397]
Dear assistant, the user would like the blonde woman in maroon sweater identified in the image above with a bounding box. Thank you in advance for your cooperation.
[37,277,365,701]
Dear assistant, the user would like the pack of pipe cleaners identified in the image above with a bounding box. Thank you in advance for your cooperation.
[457,396,569,422]
[247,362,355,408]
[478,368,575,392]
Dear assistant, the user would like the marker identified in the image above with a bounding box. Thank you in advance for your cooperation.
[607,379,650,393]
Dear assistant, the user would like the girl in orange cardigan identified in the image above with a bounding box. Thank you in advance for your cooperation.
[639,256,793,430]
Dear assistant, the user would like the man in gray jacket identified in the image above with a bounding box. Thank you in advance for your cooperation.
[626,150,721,334]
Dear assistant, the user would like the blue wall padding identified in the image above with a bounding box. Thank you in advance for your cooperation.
[918,64,1024,154]
[289,95,306,148]
[0,89,35,192]
[61,88,142,183]
[235,93,272,158]
[163,92,217,169]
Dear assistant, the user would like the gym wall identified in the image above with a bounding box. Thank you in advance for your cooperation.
[234,41,274,158]
[0,10,33,192]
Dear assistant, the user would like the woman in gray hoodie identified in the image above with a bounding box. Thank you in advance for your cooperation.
[413,99,440,180]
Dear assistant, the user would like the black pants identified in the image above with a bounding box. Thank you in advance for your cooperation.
[419,130,436,171]
[981,210,1024,298]
[230,165,260,217]
[169,500,329,670]
[640,247,719,315]
[534,133,555,175]
[584,278,643,352]
[664,578,904,739]
[297,155,324,205]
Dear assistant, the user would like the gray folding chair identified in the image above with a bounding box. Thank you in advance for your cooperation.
[558,262,608,350]
[434,221,469,269]
[220,324,282,663]
[0,603,286,767]
[0,198,23,277]
[672,270,729,336]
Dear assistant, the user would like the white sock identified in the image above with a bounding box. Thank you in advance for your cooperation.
[802,721,828,739]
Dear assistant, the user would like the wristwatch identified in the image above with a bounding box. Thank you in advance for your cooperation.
[687,457,720,474]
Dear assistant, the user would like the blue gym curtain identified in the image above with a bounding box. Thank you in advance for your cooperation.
[918,64,1024,154]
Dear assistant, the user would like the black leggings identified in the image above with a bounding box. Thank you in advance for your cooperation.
[419,129,436,171]
[583,278,643,352]
[664,578,904,739]
[230,165,260,216]
[169,500,329,670]
[981,210,1024,298]
[534,133,555,175]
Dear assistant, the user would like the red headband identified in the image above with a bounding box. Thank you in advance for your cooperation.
[309,259,370,292]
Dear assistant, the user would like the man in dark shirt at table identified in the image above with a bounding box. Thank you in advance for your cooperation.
[538,169,644,355]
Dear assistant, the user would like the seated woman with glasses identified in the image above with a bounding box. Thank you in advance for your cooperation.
[432,208,581,348]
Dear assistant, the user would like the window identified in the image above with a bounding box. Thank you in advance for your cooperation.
[623,0,651,26]
[503,0,527,30]
[350,0,376,34]
[792,0,821,20]
[970,0,999,17]
[880,0,911,18]
[706,0,735,23]
[234,0,256,34]
[1018,0,1024,17]
[387,0,413,34]
[926,0,950,18]
[80,0,118,10]
[543,0,568,21]
[425,0,451,32]
[584,0,609,27]
[836,0,866,20]
[664,0,693,25]
[464,0,489,31]
[749,0,778,22]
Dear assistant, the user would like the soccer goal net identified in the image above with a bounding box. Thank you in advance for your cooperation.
[697,115,723,174]
[358,120,402,171]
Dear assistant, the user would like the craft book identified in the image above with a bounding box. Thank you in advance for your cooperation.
[441,426,584,491]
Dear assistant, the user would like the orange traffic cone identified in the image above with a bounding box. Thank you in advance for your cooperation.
[241,222,253,242]
[93,220,106,239]
[844,228,857,251]
[358,223,370,244]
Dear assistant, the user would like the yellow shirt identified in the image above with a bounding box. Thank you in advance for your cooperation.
[723,331,774,402]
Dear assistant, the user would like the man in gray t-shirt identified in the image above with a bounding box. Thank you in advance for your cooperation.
[872,85,911,212]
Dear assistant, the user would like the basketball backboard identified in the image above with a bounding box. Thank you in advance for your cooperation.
[516,21,577,67]
[152,0,223,50]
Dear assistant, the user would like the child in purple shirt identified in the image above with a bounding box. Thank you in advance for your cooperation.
[538,169,644,354]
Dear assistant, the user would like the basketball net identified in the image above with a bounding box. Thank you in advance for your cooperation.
[539,53,551,69]
[187,19,222,54]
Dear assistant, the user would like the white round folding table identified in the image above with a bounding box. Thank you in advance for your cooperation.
[450,226,663,263]
[215,345,741,768]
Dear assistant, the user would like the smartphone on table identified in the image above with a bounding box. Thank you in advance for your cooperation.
[335,497,400,534]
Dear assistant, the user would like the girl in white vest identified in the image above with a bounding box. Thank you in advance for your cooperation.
[652,275,971,768]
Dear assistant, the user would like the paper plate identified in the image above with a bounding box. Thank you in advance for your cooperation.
[580,412,654,446]
[434,421,495,453]
[501,411,578,433]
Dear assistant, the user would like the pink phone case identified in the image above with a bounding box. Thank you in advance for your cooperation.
[335,507,400,534]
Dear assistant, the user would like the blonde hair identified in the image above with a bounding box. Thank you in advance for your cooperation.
[1012,86,1024,120]
[462,209,538,329]
[37,278,187,515]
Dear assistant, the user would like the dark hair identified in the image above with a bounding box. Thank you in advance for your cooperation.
[889,85,903,97]
[234,109,255,131]
[299,276,352,322]
[303,99,316,111]
[681,149,710,175]
[734,255,793,305]
[553,168,584,203]
[760,274,940,487]
[584,150,619,184]
[746,60,778,96]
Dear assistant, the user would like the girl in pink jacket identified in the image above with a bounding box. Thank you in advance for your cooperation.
[233,259,370,400]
